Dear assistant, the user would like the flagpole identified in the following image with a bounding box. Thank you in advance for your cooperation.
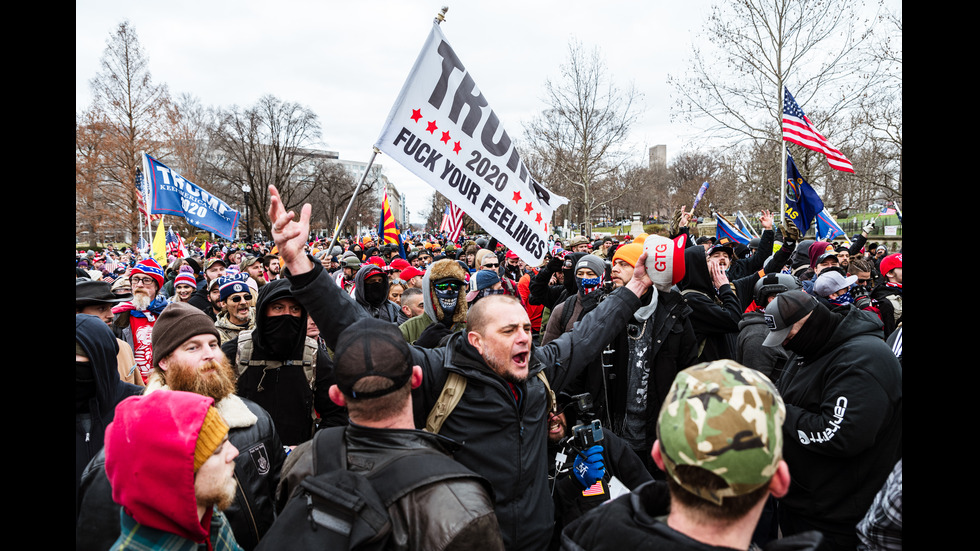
[779,87,787,228]
[434,5,448,25]
[327,147,380,254]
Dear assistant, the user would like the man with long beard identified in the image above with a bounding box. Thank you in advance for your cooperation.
[76,303,287,551]
[112,258,169,383]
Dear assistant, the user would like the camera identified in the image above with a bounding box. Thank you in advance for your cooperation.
[571,420,604,448]
[851,285,873,310]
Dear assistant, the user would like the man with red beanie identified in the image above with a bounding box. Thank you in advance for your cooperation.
[112,258,168,383]
[871,252,902,337]
[105,390,242,550]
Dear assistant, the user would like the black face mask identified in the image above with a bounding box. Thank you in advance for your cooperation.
[783,303,839,358]
[505,264,521,280]
[76,361,96,412]
[261,314,304,357]
[364,281,388,306]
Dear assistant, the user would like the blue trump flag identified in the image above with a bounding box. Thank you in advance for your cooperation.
[815,208,847,242]
[143,153,240,240]
[715,213,751,245]
[785,154,824,234]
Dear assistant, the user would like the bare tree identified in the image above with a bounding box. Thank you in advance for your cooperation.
[87,20,172,242]
[525,40,644,236]
[669,0,887,149]
[851,8,901,207]
[76,108,130,243]
[209,95,323,236]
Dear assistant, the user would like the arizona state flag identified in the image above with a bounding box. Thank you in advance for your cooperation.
[378,187,407,259]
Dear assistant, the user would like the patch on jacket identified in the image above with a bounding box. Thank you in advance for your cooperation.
[247,443,271,475]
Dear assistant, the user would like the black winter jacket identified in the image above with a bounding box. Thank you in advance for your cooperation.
[676,246,742,362]
[276,424,504,551]
[287,258,642,551]
[603,289,698,455]
[75,314,142,522]
[775,306,902,538]
[222,278,344,445]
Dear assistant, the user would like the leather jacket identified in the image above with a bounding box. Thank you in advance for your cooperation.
[277,423,504,551]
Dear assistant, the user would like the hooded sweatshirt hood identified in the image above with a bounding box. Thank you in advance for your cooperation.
[421,259,468,324]
[105,391,217,544]
[677,245,715,295]
[353,264,389,308]
[76,314,123,418]
[251,278,307,360]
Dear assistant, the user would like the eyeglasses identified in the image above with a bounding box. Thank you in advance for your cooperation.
[483,262,499,268]
[227,294,253,303]
[131,276,156,286]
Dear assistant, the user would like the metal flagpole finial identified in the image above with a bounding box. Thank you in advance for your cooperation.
[434,6,448,24]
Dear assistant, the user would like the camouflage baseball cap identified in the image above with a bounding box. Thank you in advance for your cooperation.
[657,360,786,505]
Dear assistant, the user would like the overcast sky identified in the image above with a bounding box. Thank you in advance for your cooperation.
[76,0,897,225]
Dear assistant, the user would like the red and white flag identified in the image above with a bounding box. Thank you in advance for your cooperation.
[782,87,854,173]
[439,202,464,242]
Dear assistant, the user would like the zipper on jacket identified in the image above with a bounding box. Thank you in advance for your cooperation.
[233,470,259,541]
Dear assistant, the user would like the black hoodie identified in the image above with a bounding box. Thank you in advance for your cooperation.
[75,314,141,520]
[222,279,344,445]
[676,246,742,362]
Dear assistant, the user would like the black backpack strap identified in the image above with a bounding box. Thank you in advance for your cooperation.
[366,451,492,507]
[312,426,348,474]
[312,426,493,506]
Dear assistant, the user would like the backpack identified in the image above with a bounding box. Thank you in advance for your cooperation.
[257,426,485,551]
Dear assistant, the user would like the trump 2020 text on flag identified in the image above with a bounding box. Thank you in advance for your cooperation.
[374,24,567,265]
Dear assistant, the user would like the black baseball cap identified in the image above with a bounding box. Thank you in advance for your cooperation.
[763,290,818,347]
[334,318,413,399]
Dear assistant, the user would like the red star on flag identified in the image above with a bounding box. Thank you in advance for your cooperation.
[440,131,451,144]
[410,109,422,123]
[512,191,522,203]
[426,121,438,134]
[453,141,462,154]
[535,212,543,224]
[524,202,533,214]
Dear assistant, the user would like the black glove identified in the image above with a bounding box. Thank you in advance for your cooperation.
[416,319,453,348]
[546,255,564,274]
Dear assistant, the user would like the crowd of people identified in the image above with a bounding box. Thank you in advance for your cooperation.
[76,189,901,551]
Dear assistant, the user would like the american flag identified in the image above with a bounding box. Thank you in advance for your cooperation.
[782,87,854,173]
[166,228,187,258]
[135,171,163,221]
[439,202,464,243]
[581,481,605,497]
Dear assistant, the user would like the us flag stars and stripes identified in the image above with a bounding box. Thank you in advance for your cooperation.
[782,87,854,173]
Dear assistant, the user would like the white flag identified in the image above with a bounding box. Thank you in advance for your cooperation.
[375,24,567,266]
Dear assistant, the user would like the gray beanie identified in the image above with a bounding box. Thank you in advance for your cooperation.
[575,254,606,278]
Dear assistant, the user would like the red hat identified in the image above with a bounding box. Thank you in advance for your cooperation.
[399,266,424,281]
[879,253,902,275]
[365,256,387,268]
[505,249,519,259]
[131,258,165,289]
[390,258,411,271]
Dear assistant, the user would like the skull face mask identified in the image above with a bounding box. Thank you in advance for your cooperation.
[433,277,464,320]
